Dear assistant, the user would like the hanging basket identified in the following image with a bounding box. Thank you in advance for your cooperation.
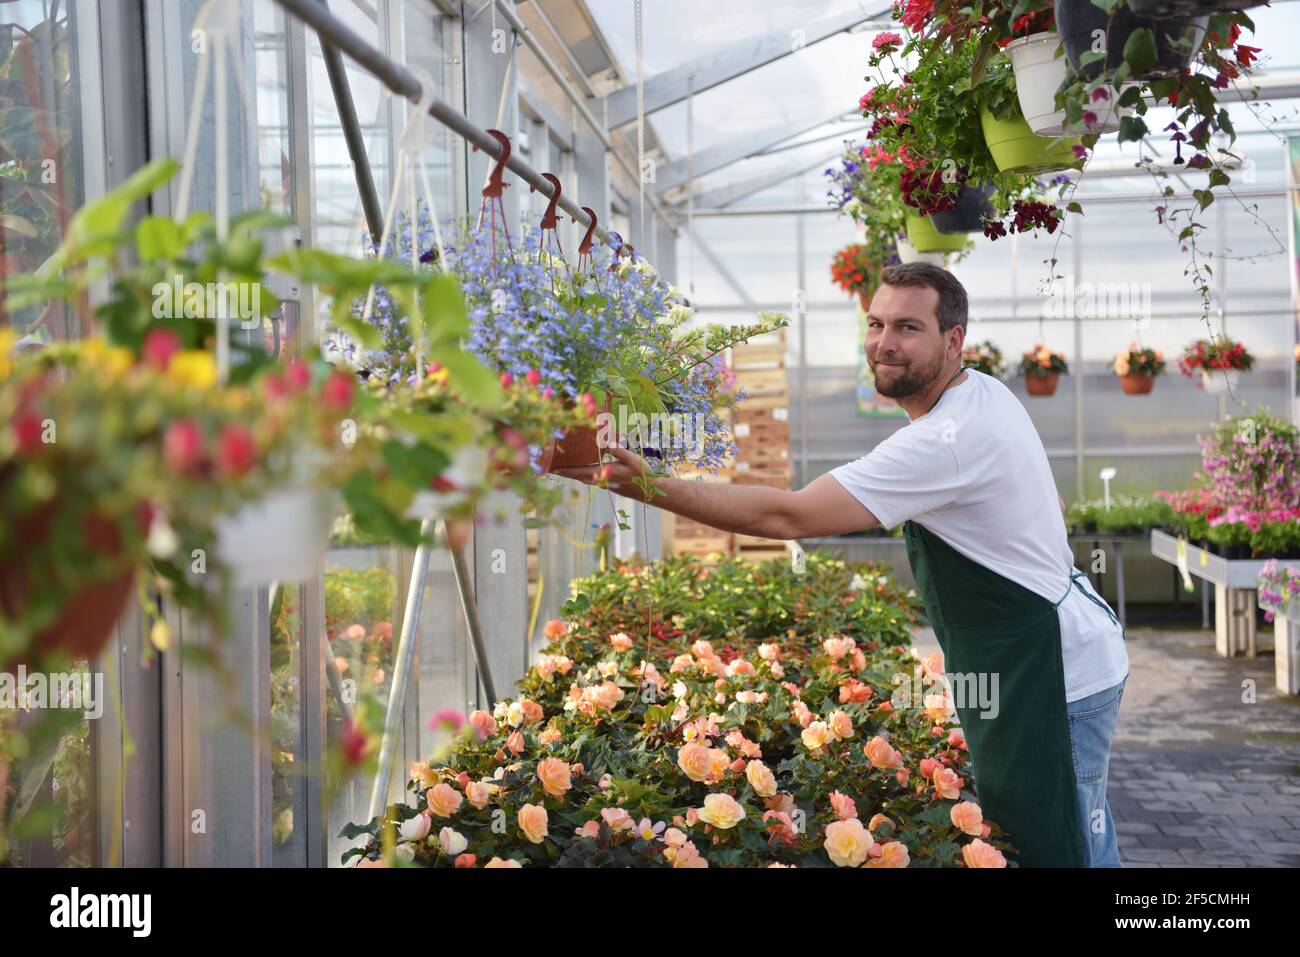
[213,484,338,588]
[0,505,137,667]
[1120,372,1156,395]
[1025,371,1061,396]
[980,105,1082,175]
[1053,0,1208,82]
[1126,0,1264,20]
[1004,32,1131,135]
[540,396,614,473]
[895,236,946,265]
[904,212,969,253]
[1200,368,1241,394]
[930,184,997,235]
[858,289,873,313]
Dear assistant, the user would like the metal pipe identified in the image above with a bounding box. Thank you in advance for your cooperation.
[366,519,438,822]
[316,0,384,247]
[275,0,630,245]
[493,0,678,233]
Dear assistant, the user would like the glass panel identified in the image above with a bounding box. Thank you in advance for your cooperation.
[1,0,87,341]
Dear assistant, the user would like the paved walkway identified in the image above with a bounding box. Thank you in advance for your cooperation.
[913,625,1300,867]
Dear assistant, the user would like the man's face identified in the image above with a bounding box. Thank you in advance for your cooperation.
[865,283,958,400]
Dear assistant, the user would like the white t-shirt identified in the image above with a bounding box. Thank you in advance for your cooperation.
[829,369,1129,703]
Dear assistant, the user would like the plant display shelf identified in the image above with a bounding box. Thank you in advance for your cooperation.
[1150,529,1273,663]
[1261,597,1300,696]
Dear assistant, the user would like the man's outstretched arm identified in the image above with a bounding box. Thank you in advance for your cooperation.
[551,445,880,540]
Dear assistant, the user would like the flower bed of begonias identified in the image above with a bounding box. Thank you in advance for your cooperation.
[342,553,1017,868]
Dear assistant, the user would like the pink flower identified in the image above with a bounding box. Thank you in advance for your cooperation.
[829,791,858,821]
[872,31,903,54]
[426,707,465,733]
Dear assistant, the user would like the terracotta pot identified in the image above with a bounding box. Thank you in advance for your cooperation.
[1120,372,1155,395]
[0,503,136,667]
[542,396,614,473]
[1025,371,1060,396]
[857,289,872,313]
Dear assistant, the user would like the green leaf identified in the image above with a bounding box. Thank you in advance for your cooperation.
[1121,27,1157,77]
[1116,115,1148,144]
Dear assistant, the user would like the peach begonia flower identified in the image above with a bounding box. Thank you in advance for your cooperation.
[932,767,964,800]
[543,619,567,640]
[398,812,431,842]
[829,791,858,821]
[962,838,1007,868]
[464,780,493,809]
[538,727,562,746]
[677,742,715,783]
[409,762,439,790]
[868,813,895,834]
[483,856,523,868]
[535,756,572,798]
[468,709,497,740]
[426,783,463,817]
[601,807,634,832]
[865,734,904,769]
[947,728,967,750]
[668,840,709,868]
[453,853,477,868]
[921,650,945,679]
[865,841,910,868]
[950,801,984,836]
[746,760,778,798]
[919,757,938,779]
[609,632,634,651]
[824,818,874,867]
[763,810,798,847]
[518,803,548,843]
[828,710,854,741]
[438,827,468,856]
[801,720,831,751]
[505,730,525,755]
[698,793,747,829]
[663,827,689,847]
[574,820,601,838]
[520,699,543,725]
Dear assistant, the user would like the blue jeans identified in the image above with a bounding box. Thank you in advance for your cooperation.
[1066,677,1126,867]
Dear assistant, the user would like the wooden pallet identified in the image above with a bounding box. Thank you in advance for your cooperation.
[734,405,789,426]
[729,340,786,371]
[733,367,787,396]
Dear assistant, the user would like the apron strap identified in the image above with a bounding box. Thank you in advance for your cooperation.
[1054,569,1120,628]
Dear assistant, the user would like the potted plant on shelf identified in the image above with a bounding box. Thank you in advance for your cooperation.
[1018,344,1068,396]
[962,340,1007,379]
[1112,342,1166,394]
[1177,335,1253,392]
[830,243,883,312]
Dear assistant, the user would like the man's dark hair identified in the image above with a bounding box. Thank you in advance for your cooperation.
[878,262,969,334]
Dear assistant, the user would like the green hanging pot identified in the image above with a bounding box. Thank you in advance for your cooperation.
[980,105,1083,176]
[904,212,969,254]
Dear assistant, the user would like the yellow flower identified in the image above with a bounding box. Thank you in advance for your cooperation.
[0,328,15,378]
[1113,355,1130,376]
[167,349,218,389]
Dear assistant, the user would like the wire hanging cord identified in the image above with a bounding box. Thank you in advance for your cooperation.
[357,66,448,372]
[473,50,516,266]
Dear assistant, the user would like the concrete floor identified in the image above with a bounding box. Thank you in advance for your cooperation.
[911,624,1300,867]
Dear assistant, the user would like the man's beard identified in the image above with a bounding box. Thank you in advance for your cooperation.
[870,351,946,400]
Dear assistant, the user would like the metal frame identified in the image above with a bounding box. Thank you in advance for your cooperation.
[600,6,884,129]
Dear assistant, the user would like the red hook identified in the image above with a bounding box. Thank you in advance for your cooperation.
[574,206,597,273]
[532,173,563,230]
[476,129,511,200]
[532,172,565,262]
[473,129,514,265]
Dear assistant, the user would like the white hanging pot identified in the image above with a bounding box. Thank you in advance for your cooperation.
[895,236,945,266]
[214,483,338,588]
[1200,368,1240,394]
[1005,32,1131,136]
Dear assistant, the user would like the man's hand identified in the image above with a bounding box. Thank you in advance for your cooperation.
[551,443,654,499]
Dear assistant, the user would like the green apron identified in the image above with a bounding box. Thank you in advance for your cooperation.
[902,519,1089,867]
